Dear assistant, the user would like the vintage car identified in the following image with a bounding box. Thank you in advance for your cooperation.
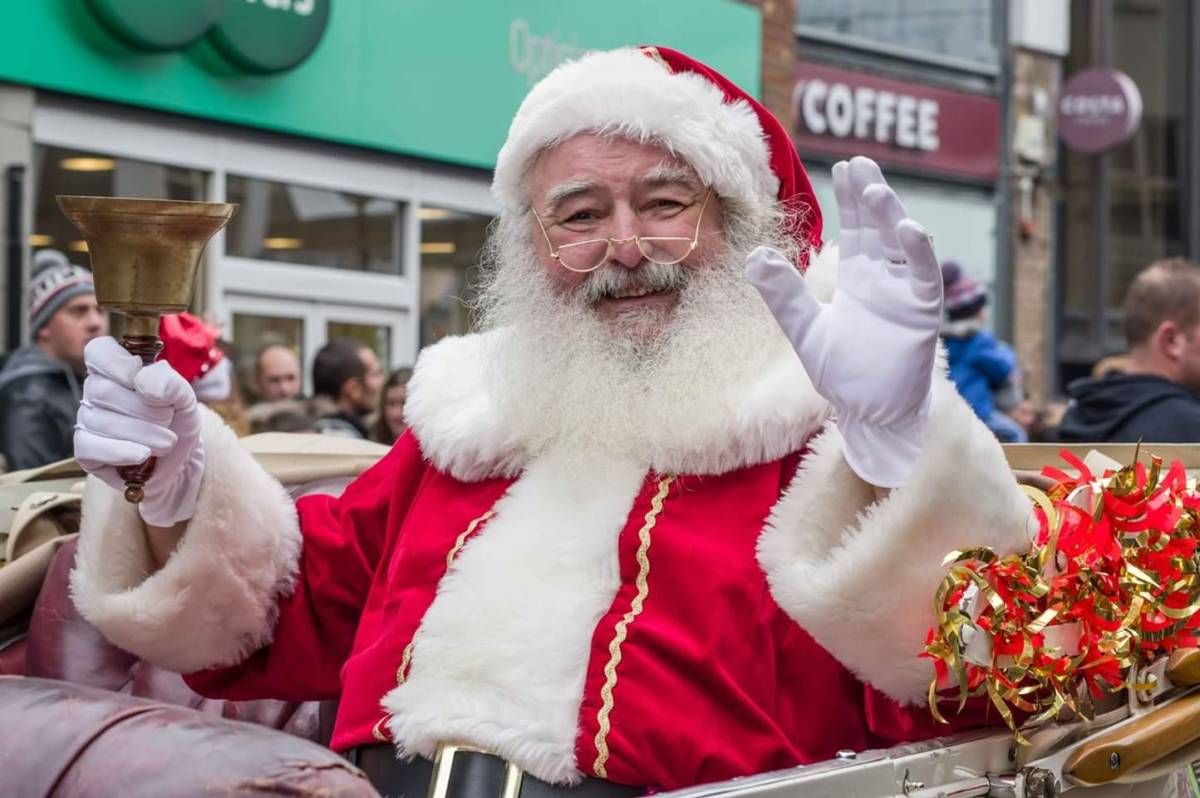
[1,439,1199,797]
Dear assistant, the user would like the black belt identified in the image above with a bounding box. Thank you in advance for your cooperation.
[348,743,644,798]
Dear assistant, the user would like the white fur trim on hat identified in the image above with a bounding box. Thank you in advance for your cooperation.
[492,48,778,214]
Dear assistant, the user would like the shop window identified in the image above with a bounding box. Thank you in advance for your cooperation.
[327,321,391,369]
[797,0,999,66]
[809,168,997,325]
[226,175,402,274]
[32,145,206,266]
[1103,0,1189,312]
[418,206,492,348]
[1057,0,1190,381]
[231,312,305,396]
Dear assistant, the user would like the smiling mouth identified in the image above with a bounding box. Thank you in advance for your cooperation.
[607,285,667,300]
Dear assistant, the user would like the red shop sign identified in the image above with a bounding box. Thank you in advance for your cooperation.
[791,60,1001,180]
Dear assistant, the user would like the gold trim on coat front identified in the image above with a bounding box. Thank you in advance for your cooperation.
[592,475,675,778]
[372,507,497,742]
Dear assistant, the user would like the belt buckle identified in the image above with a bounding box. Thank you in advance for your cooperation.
[428,741,525,798]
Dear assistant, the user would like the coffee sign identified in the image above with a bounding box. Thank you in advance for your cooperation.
[86,0,329,74]
[797,78,941,152]
[791,60,1000,180]
[1058,69,1143,154]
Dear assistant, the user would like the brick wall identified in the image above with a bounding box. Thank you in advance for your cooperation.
[747,0,797,124]
[1009,49,1061,403]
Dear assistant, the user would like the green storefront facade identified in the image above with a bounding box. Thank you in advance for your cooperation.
[0,0,761,375]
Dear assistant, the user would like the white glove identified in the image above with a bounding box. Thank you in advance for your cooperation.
[745,156,943,488]
[74,336,206,526]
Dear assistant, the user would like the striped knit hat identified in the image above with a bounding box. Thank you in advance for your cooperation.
[941,261,987,321]
[28,249,95,333]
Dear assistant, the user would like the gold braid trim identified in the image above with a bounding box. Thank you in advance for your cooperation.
[592,475,674,778]
[447,510,495,567]
[396,643,414,684]
[373,508,496,743]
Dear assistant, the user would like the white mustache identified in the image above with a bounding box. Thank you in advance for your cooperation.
[577,262,689,304]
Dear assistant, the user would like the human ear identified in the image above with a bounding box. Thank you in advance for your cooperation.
[1159,321,1185,360]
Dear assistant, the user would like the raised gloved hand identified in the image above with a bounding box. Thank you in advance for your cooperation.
[74,336,206,526]
[745,156,943,488]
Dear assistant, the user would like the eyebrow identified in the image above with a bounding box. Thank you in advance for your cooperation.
[641,163,701,193]
[540,165,703,217]
[543,179,599,215]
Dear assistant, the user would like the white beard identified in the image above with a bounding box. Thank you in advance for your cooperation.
[475,221,794,462]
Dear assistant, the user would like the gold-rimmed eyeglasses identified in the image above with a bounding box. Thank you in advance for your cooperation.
[532,189,712,274]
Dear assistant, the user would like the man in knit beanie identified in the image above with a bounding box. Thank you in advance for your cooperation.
[0,248,106,470]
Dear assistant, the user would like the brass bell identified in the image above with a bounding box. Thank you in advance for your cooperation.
[57,196,237,504]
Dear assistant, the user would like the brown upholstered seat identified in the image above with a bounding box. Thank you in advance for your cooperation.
[0,539,363,795]
[0,676,378,797]
[23,536,332,741]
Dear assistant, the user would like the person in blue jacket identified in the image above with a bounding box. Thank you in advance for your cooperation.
[940,261,1027,443]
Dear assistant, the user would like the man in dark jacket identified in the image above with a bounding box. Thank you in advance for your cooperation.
[1060,258,1200,442]
[310,338,384,439]
[0,249,106,470]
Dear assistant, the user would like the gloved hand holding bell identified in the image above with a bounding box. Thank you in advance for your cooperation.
[58,196,236,507]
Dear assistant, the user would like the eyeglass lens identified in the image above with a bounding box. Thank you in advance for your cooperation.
[555,236,694,271]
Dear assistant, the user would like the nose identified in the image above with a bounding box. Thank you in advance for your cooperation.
[87,309,106,333]
[607,205,644,270]
[608,238,644,269]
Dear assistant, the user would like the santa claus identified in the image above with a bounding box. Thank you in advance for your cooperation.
[69,47,1029,795]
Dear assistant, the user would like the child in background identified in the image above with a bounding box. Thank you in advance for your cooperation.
[940,262,1028,443]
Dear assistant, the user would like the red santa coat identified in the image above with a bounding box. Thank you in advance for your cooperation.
[70,259,1032,791]
[180,436,973,789]
[71,345,1029,789]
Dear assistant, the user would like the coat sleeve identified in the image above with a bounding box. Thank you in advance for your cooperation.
[70,406,426,699]
[757,374,1034,707]
[974,335,1017,388]
[1125,396,1200,443]
[186,433,429,701]
[0,376,70,470]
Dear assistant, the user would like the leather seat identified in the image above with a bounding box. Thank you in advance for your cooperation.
[0,444,390,794]
[0,677,377,797]
[22,537,332,741]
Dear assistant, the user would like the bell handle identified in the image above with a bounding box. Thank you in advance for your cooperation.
[115,333,163,503]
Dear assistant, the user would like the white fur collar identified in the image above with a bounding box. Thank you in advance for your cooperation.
[383,450,646,783]
[404,331,831,481]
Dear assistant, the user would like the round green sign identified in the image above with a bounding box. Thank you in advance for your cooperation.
[208,0,330,74]
[87,0,223,52]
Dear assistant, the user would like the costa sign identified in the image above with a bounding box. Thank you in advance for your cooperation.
[86,0,330,74]
[1058,69,1143,154]
[791,60,1000,180]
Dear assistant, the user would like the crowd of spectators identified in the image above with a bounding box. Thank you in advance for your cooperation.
[0,250,413,475]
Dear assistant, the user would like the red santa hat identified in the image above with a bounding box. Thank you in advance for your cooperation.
[158,312,224,385]
[491,45,823,264]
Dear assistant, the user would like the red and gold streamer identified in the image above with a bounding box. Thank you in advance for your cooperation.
[924,450,1200,740]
